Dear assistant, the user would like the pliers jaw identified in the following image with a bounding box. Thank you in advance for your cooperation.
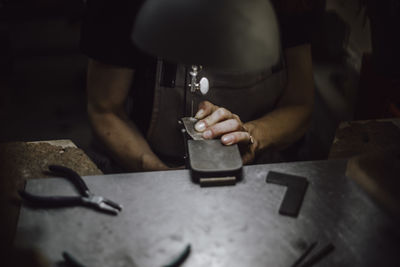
[82,194,123,215]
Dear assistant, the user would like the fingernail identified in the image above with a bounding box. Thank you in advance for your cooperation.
[222,135,234,145]
[195,121,206,132]
[203,130,212,139]
[195,109,204,119]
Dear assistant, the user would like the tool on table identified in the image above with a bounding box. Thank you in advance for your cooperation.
[61,244,190,267]
[291,242,335,267]
[62,251,86,267]
[162,244,191,267]
[183,68,241,187]
[181,117,242,187]
[19,165,123,215]
[266,171,309,217]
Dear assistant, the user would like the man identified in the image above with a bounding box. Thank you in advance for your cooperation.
[81,0,316,173]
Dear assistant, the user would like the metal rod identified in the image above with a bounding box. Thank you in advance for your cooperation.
[299,243,335,267]
[291,241,318,267]
[183,66,188,117]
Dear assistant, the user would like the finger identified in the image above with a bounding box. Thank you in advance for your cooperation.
[195,101,217,119]
[202,119,242,139]
[196,107,235,133]
[220,131,251,145]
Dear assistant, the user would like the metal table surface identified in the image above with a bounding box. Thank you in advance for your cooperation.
[14,160,400,267]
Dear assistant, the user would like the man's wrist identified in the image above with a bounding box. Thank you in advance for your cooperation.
[243,122,261,155]
[140,153,168,171]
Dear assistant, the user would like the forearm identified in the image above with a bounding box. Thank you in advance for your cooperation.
[245,44,314,154]
[244,103,312,153]
[88,108,167,171]
[86,59,167,172]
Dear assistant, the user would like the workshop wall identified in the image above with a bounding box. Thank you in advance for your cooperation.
[0,0,380,159]
[305,0,376,158]
[0,0,91,148]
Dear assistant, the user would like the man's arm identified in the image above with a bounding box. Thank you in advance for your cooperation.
[86,59,168,171]
[194,43,314,163]
[244,43,314,157]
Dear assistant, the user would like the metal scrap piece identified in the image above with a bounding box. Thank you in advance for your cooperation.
[162,244,191,267]
[266,171,309,217]
[181,117,204,140]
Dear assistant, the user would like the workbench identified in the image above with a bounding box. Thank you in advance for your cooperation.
[0,140,102,254]
[14,160,400,267]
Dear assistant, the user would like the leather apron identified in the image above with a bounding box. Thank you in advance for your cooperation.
[146,58,287,166]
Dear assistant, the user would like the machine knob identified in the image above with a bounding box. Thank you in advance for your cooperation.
[199,77,209,95]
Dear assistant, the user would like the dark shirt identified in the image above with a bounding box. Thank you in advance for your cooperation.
[80,0,316,134]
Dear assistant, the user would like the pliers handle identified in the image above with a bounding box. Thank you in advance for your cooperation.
[19,191,83,206]
[19,165,123,215]
[49,165,91,197]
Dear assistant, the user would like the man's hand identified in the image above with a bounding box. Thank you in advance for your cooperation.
[87,59,168,172]
[194,101,257,164]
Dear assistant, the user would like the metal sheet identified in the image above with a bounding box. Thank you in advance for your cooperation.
[14,160,400,267]
[181,117,204,141]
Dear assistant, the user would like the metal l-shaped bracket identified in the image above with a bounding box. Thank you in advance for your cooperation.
[266,171,309,217]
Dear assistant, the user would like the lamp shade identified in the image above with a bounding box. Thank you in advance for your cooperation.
[132,0,281,72]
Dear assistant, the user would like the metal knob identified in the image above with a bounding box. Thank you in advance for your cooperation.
[199,77,209,95]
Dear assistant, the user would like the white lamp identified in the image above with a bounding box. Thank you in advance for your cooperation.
[132,0,281,72]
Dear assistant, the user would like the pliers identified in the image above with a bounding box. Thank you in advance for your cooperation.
[19,165,123,215]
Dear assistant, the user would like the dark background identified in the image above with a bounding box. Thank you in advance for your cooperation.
[0,0,90,148]
[0,0,395,159]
